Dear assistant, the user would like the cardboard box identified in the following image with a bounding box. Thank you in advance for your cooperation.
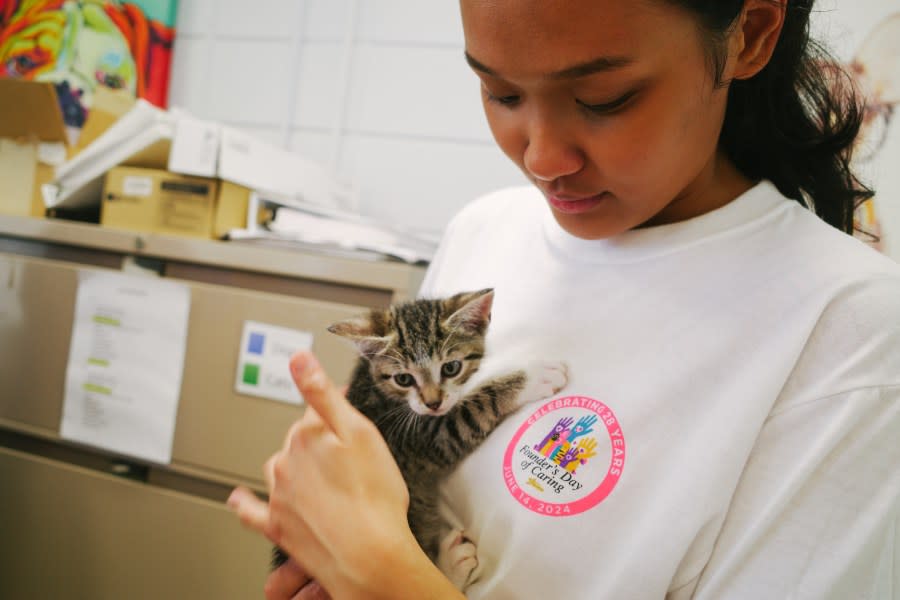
[74,86,136,154]
[214,180,253,239]
[101,166,252,239]
[102,166,220,239]
[0,79,69,217]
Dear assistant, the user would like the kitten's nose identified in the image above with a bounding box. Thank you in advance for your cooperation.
[422,389,443,411]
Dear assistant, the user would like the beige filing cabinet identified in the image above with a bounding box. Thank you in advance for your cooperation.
[0,214,425,599]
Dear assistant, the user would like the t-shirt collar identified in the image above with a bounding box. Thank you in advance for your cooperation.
[541,180,790,264]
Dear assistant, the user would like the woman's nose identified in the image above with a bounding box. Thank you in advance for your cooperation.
[523,118,583,182]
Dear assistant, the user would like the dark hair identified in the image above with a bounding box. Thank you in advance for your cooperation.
[670,0,873,235]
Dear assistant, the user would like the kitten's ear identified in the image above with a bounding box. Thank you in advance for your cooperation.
[444,288,494,335]
[328,315,392,358]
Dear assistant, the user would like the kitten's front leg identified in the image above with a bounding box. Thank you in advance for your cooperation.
[516,360,569,406]
[437,529,481,591]
[466,360,568,420]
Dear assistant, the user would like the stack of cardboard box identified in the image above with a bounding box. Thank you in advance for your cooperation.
[0,80,348,241]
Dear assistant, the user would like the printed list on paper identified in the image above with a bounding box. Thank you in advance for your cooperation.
[60,270,191,464]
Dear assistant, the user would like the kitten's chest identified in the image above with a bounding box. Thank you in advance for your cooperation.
[373,414,450,480]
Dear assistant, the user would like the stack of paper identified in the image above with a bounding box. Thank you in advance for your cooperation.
[43,102,355,214]
[44,100,174,210]
[226,192,439,265]
[41,100,434,264]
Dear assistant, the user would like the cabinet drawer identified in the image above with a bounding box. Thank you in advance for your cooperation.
[172,265,362,483]
[0,446,272,599]
[0,252,366,484]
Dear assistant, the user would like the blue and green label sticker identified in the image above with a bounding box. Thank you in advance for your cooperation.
[236,320,314,405]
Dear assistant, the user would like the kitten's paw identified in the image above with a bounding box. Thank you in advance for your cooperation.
[521,361,569,404]
[437,529,480,590]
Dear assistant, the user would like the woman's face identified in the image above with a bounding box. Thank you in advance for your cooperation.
[461,0,752,239]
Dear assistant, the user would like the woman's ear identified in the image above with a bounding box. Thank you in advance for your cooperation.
[730,0,787,81]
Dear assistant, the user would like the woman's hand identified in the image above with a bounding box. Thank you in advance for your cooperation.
[263,556,330,600]
[227,351,463,599]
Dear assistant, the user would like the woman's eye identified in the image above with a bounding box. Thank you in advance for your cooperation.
[492,94,519,105]
[393,373,415,387]
[578,90,637,115]
[483,87,520,106]
[441,360,462,378]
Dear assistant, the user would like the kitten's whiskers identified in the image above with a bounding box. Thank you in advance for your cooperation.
[380,405,411,444]
[401,411,422,447]
[377,404,412,441]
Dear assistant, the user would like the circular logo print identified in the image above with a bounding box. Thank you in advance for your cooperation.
[502,395,625,516]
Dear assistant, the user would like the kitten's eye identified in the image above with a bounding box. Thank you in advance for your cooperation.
[393,373,415,387]
[441,360,462,378]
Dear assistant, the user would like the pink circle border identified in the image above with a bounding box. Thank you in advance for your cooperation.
[502,395,625,517]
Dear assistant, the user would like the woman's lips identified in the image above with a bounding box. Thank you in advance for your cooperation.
[548,193,608,214]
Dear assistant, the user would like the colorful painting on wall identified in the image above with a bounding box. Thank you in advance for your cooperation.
[0,0,177,128]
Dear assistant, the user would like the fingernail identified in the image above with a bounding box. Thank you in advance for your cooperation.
[292,353,319,376]
[226,489,239,508]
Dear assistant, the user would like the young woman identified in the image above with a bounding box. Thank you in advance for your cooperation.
[229,1,900,598]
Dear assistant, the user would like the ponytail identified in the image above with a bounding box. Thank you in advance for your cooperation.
[674,0,873,234]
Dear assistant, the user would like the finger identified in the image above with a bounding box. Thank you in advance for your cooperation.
[293,580,331,600]
[282,415,311,452]
[289,351,354,437]
[264,558,312,600]
[263,458,276,498]
[227,486,271,535]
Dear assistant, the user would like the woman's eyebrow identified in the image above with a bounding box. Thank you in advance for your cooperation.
[464,51,634,79]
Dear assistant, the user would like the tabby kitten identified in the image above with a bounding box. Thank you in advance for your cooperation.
[274,289,567,589]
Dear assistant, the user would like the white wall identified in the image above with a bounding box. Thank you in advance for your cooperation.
[813,1,900,260]
[167,0,526,236]
[169,1,900,257]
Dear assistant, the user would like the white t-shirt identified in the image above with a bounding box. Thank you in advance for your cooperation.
[419,181,900,599]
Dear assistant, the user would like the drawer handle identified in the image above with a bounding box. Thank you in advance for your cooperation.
[109,461,149,482]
